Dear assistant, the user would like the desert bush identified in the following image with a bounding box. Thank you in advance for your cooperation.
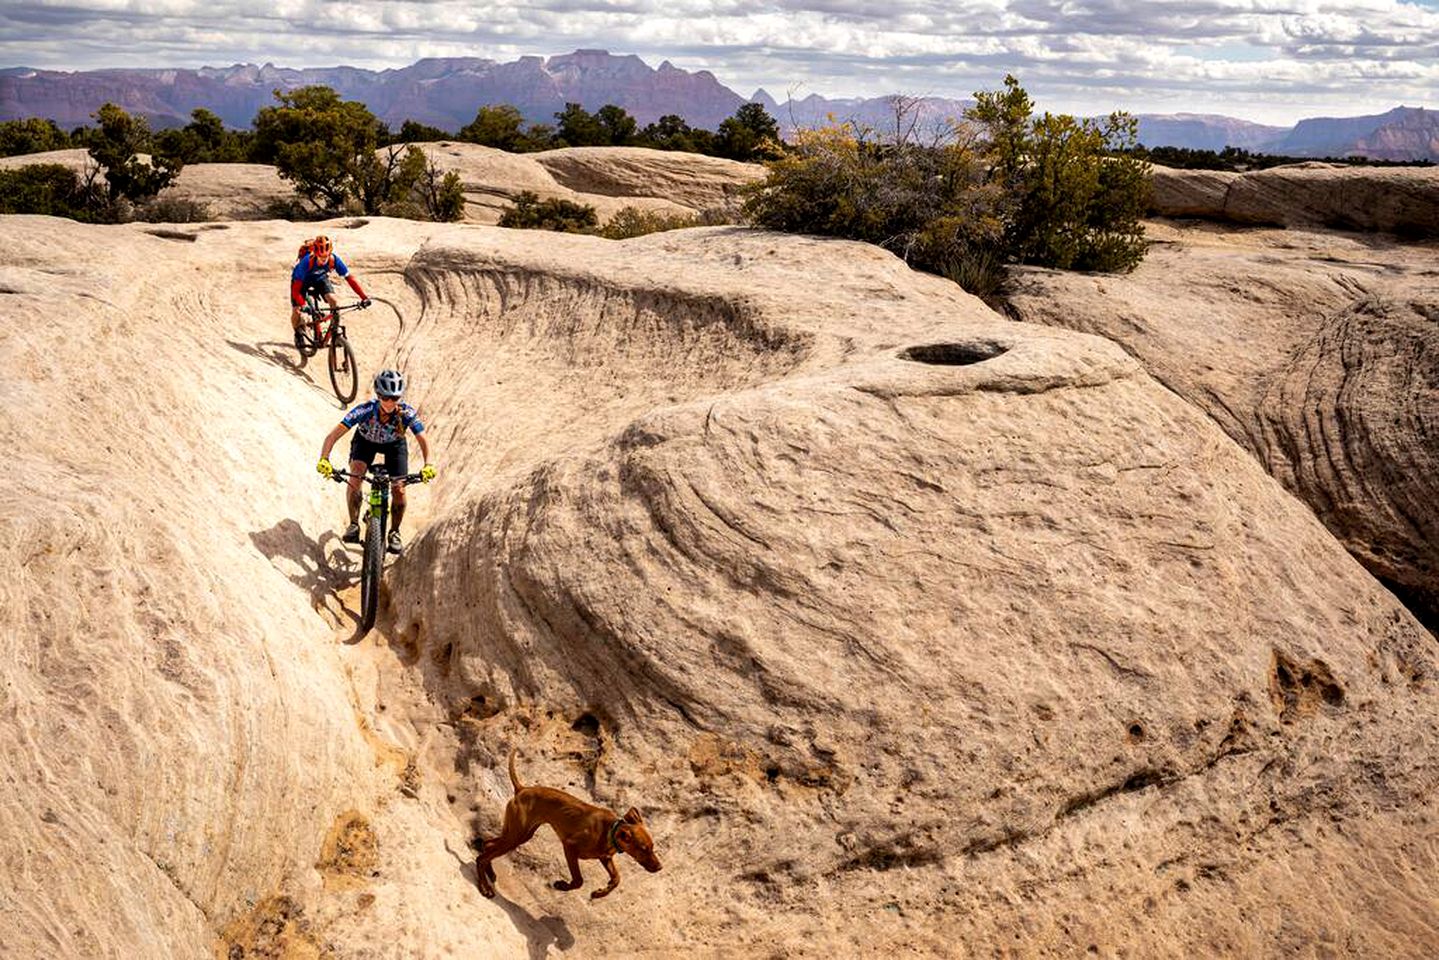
[390,120,452,144]
[716,103,784,162]
[968,75,1149,271]
[153,108,251,164]
[459,105,527,150]
[263,195,332,221]
[742,115,1005,287]
[498,191,597,232]
[252,86,386,213]
[0,118,71,157]
[136,195,211,223]
[381,146,465,221]
[599,206,701,239]
[0,163,97,219]
[743,78,1150,294]
[88,103,182,205]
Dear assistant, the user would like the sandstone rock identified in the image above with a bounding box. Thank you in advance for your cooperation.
[1006,221,1439,626]
[1150,163,1439,236]
[531,145,763,212]
[2,213,1435,959]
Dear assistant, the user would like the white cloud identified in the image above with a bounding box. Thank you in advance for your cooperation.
[1,0,1437,122]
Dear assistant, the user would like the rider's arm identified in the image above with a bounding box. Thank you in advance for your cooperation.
[413,430,431,466]
[290,255,308,305]
[319,422,350,461]
[333,253,368,299]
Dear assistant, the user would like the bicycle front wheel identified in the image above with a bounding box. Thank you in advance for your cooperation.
[360,513,383,630]
[329,332,358,403]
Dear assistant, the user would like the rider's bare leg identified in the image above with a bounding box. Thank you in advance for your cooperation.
[391,483,406,532]
[347,460,366,524]
[290,304,303,331]
[325,291,340,311]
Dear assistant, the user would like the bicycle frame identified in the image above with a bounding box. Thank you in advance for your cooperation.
[302,293,348,348]
[329,464,424,629]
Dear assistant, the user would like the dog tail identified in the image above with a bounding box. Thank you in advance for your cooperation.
[508,747,523,794]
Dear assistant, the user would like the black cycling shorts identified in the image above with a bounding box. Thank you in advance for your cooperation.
[348,434,409,479]
[300,276,334,300]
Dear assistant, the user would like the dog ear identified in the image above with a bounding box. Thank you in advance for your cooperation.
[622,807,643,824]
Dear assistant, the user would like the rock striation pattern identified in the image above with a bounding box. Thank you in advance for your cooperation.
[1007,221,1439,628]
[1,210,1436,957]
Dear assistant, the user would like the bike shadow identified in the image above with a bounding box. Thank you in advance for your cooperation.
[248,517,361,631]
[226,339,342,404]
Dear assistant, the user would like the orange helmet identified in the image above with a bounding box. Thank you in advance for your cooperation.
[311,235,333,263]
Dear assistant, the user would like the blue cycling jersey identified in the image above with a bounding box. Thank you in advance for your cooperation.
[342,400,425,443]
[292,252,351,284]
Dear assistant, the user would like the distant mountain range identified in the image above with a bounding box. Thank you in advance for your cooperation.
[2,52,1436,160]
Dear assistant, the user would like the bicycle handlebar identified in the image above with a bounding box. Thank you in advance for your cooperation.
[329,468,425,486]
[301,300,370,316]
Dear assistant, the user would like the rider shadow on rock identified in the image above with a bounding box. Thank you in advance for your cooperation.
[452,858,574,959]
[225,339,334,398]
[248,517,361,632]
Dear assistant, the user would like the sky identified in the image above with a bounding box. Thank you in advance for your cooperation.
[2,1,1438,125]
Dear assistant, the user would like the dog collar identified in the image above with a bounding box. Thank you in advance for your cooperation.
[607,817,623,853]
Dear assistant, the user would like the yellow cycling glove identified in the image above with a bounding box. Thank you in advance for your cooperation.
[317,457,334,479]
[420,464,436,483]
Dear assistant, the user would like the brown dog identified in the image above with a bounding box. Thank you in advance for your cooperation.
[471,749,662,899]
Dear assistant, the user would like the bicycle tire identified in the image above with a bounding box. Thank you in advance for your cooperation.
[360,513,383,630]
[328,332,358,403]
[298,296,323,357]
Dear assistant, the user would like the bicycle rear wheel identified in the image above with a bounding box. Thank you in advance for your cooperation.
[360,513,383,630]
[328,331,358,403]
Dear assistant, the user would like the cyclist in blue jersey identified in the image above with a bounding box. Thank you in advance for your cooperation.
[291,234,371,351]
[316,369,435,554]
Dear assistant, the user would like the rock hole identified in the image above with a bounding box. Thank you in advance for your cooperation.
[571,712,600,737]
[145,229,198,242]
[1269,651,1345,723]
[1127,722,1146,742]
[765,764,781,782]
[899,341,1008,366]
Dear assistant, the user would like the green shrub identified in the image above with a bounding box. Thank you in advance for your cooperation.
[0,118,70,157]
[137,195,211,223]
[742,78,1150,295]
[0,163,97,219]
[459,105,528,150]
[968,75,1149,271]
[742,118,1005,287]
[252,86,386,213]
[599,206,700,239]
[498,191,597,232]
[88,103,182,205]
[381,146,465,221]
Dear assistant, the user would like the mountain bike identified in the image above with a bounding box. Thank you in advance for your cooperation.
[329,464,426,631]
[298,293,366,403]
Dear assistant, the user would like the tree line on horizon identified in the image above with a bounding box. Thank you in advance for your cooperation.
[0,96,784,163]
[0,89,784,223]
[0,76,1159,297]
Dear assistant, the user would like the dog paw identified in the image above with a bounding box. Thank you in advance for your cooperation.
[590,888,613,900]
[553,880,577,891]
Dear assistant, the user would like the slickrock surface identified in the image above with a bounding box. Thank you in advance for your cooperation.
[1006,220,1439,628]
[2,211,1436,959]
[1151,163,1439,236]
